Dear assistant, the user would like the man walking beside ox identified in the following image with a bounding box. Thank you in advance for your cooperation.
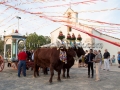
[103,49,110,71]
[86,49,95,78]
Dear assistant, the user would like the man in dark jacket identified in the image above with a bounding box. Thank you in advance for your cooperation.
[103,49,110,71]
[86,49,95,78]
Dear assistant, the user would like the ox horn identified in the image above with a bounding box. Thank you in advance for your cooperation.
[73,54,78,61]
[56,38,62,48]
[76,44,78,49]
[78,42,82,48]
[72,51,78,61]
[57,48,59,50]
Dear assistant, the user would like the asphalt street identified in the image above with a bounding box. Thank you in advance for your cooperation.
[0,63,120,90]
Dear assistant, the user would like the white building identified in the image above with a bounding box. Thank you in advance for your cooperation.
[50,8,120,64]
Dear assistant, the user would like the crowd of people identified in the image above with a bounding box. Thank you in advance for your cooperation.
[78,49,120,81]
[17,48,120,80]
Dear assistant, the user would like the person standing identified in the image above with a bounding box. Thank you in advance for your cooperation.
[81,55,85,67]
[84,50,88,67]
[86,49,95,78]
[93,50,102,81]
[93,50,97,68]
[117,51,120,68]
[103,49,110,71]
[7,49,11,67]
[32,52,34,61]
[110,55,115,66]
[30,50,34,61]
[98,50,102,69]
[17,49,27,77]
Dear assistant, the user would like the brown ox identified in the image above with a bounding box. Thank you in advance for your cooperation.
[34,47,76,83]
[62,47,85,78]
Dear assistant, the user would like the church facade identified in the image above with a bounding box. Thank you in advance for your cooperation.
[50,8,120,64]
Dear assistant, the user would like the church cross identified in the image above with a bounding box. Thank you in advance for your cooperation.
[69,0,71,8]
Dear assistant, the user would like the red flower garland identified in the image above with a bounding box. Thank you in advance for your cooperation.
[58,31,65,40]
[77,34,82,41]
[71,33,76,40]
[67,33,71,40]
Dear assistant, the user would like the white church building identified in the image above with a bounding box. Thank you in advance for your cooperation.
[50,8,120,64]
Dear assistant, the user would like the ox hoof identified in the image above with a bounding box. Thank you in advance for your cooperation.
[57,79,61,82]
[33,75,37,78]
[62,75,66,78]
[62,77,66,79]
[44,73,48,75]
[49,81,53,84]
[67,76,70,79]
[49,80,52,84]
[33,76,36,78]
[37,75,40,77]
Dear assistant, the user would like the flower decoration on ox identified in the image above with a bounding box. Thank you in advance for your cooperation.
[77,34,82,41]
[71,33,76,41]
[58,31,65,41]
[67,33,71,40]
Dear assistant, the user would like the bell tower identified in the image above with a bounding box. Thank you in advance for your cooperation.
[67,12,72,32]
[64,8,78,33]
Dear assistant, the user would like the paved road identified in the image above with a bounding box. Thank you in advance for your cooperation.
[0,64,120,90]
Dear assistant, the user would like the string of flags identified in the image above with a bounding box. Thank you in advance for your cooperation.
[0,0,120,41]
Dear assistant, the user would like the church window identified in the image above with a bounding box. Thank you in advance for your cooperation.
[67,12,71,19]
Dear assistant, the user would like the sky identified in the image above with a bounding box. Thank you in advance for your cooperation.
[0,0,120,38]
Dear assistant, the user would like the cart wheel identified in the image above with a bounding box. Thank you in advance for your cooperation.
[0,59,5,72]
[11,62,18,70]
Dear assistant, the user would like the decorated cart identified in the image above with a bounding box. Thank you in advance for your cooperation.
[0,55,5,72]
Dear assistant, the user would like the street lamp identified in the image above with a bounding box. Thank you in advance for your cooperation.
[16,16,21,32]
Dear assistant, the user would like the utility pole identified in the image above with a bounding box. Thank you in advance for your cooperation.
[16,16,21,32]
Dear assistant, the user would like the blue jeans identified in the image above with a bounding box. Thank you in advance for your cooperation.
[18,60,26,77]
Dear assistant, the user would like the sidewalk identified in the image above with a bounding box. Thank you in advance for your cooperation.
[108,64,120,72]
[0,63,120,90]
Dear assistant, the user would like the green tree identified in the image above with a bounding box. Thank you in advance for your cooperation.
[26,32,39,50]
[25,32,51,50]
[38,35,51,45]
[44,36,51,44]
